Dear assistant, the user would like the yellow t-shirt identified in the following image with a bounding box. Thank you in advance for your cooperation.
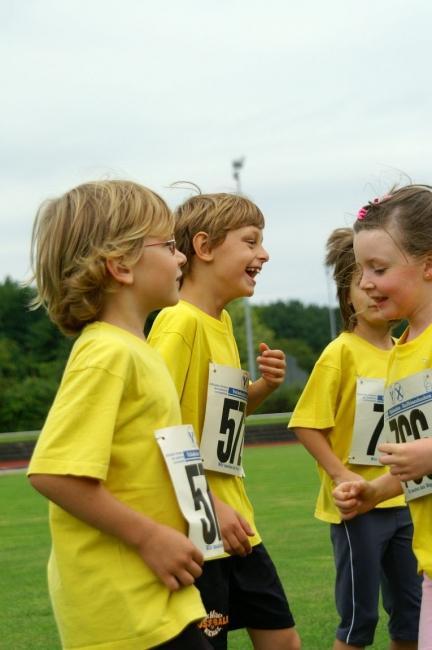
[386,323,432,576]
[148,300,261,549]
[289,332,405,523]
[28,322,205,650]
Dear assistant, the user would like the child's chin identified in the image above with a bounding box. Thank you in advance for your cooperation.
[159,294,180,309]
[168,295,180,306]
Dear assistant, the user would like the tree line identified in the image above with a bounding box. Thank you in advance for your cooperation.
[0,278,339,433]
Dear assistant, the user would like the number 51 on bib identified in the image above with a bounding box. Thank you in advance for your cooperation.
[155,424,224,559]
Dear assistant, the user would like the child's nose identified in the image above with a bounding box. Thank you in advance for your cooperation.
[259,246,270,263]
[359,273,374,290]
[176,249,187,267]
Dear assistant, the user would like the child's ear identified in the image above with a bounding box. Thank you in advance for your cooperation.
[106,257,134,285]
[424,256,432,280]
[192,232,214,261]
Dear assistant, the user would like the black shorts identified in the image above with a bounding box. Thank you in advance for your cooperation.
[196,543,296,650]
[331,507,421,646]
[154,623,213,649]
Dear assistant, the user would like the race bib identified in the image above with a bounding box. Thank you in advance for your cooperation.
[349,377,386,465]
[200,363,249,476]
[385,370,432,501]
[155,424,224,558]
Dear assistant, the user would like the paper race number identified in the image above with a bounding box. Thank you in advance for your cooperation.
[155,424,224,558]
[349,377,386,465]
[200,363,249,476]
[385,370,432,501]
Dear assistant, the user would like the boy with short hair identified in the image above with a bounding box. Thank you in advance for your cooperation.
[148,192,301,650]
[27,180,213,650]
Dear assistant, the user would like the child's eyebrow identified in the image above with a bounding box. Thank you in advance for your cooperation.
[357,254,386,264]
[368,257,388,264]
[243,227,263,240]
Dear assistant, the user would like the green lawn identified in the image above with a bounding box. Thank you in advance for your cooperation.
[0,445,391,649]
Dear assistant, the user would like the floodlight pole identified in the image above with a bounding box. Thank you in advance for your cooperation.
[325,265,337,340]
[232,157,257,380]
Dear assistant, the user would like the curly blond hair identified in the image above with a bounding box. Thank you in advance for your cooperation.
[30,180,173,335]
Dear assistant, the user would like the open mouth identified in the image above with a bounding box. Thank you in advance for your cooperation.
[246,266,261,279]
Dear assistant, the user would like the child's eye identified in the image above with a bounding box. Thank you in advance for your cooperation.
[246,239,257,246]
[374,268,386,275]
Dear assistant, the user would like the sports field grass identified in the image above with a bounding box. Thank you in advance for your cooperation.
[0,444,390,649]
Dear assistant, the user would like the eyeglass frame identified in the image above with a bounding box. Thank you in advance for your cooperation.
[142,239,176,255]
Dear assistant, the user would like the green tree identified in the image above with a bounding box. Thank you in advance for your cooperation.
[0,279,352,428]
[272,337,315,373]
[0,376,58,432]
[253,382,305,415]
[0,279,71,432]
[255,300,340,356]
[226,299,276,371]
[0,337,23,379]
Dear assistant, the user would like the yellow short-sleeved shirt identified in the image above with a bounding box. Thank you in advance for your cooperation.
[386,324,432,576]
[28,321,205,650]
[289,332,406,523]
[148,300,261,550]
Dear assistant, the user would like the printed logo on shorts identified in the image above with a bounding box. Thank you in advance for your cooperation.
[198,609,229,638]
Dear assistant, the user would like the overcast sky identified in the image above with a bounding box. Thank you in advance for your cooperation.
[1,0,431,307]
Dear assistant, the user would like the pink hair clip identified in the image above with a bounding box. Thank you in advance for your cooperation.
[357,194,392,220]
[373,194,392,203]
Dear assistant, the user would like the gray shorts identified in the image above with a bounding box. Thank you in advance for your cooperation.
[330,507,422,646]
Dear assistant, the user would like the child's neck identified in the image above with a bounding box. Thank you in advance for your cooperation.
[101,314,146,339]
[353,320,393,350]
[180,282,224,320]
[405,312,432,341]
[404,288,432,341]
[99,296,147,340]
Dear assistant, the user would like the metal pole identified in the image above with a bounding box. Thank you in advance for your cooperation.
[325,265,337,340]
[243,297,256,380]
[232,158,257,380]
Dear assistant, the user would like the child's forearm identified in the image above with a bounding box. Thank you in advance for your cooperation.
[29,473,204,591]
[246,377,274,414]
[294,427,362,484]
[370,472,404,502]
[29,473,158,546]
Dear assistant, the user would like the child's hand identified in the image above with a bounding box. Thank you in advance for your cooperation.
[137,522,204,591]
[332,479,375,520]
[379,439,432,482]
[257,342,286,389]
[213,495,254,557]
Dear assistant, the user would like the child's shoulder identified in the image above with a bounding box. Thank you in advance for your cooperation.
[68,321,148,376]
[313,332,361,369]
[316,331,391,377]
[321,331,380,355]
[318,331,351,356]
[152,300,228,334]
[153,300,196,326]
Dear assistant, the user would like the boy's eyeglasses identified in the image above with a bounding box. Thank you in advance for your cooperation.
[143,239,176,255]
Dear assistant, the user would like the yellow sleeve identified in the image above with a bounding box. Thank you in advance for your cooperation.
[289,358,341,431]
[28,365,124,480]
